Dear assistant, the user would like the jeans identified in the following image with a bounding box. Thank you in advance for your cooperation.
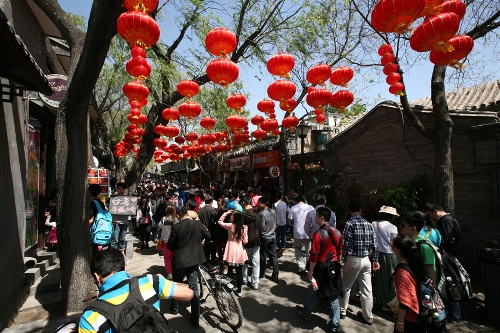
[294,238,311,271]
[303,286,340,331]
[242,246,260,288]
[171,265,200,324]
[275,225,286,249]
[260,237,279,277]
[447,300,461,322]
[111,222,128,251]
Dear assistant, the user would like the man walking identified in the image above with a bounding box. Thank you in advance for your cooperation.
[110,182,129,257]
[340,201,380,325]
[274,192,288,257]
[198,194,218,264]
[288,194,315,274]
[305,194,336,240]
[167,206,210,328]
[241,195,261,290]
[258,196,279,283]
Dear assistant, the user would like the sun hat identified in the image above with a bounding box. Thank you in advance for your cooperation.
[379,205,399,216]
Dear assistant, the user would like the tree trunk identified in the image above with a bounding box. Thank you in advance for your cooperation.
[430,65,455,215]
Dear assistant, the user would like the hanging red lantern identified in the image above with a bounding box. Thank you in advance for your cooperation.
[381,53,396,66]
[177,80,200,99]
[429,35,474,68]
[330,90,354,113]
[280,98,297,112]
[154,124,166,135]
[410,13,460,53]
[389,82,405,96]
[440,0,466,20]
[314,108,324,116]
[130,99,148,109]
[200,133,217,145]
[252,128,267,141]
[272,128,280,136]
[162,107,180,122]
[267,80,296,102]
[126,124,137,132]
[306,64,332,86]
[185,132,198,143]
[282,115,300,129]
[206,58,239,86]
[200,117,216,131]
[153,138,167,148]
[205,28,237,57]
[178,101,202,121]
[126,56,151,79]
[378,44,393,56]
[386,72,402,85]
[306,87,332,110]
[117,11,160,47]
[251,115,265,127]
[154,150,163,157]
[268,112,276,119]
[226,114,247,132]
[137,114,147,125]
[267,52,295,78]
[383,63,399,75]
[213,144,227,153]
[214,132,225,142]
[173,136,184,145]
[163,125,180,139]
[371,0,426,34]
[421,0,444,16]
[226,94,246,112]
[123,0,159,13]
[123,80,149,101]
[316,113,327,124]
[128,108,143,124]
[257,99,275,114]
[260,118,279,133]
[330,66,354,87]
[131,46,146,58]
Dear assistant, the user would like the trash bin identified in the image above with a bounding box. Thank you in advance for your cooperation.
[478,248,500,325]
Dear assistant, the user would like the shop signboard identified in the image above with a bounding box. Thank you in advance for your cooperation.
[269,166,280,178]
[253,150,282,169]
[229,156,250,171]
[38,74,67,109]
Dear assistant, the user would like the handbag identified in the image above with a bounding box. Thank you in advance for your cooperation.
[139,216,150,225]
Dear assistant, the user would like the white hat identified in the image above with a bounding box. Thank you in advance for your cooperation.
[379,205,399,216]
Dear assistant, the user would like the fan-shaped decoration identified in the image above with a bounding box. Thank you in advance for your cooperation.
[260,118,279,133]
[200,117,216,131]
[410,13,460,53]
[126,56,151,79]
[252,128,267,141]
[226,94,246,112]
[205,28,237,57]
[117,11,160,47]
[316,113,327,124]
[251,115,265,127]
[378,44,393,56]
[389,82,405,96]
[267,80,296,102]
[383,63,399,75]
[306,88,332,111]
[330,90,354,114]
[226,114,247,132]
[178,101,202,121]
[206,58,239,86]
[123,0,159,13]
[163,125,180,140]
[177,80,200,99]
[429,35,474,68]
[306,64,332,86]
[257,99,275,114]
[381,53,396,66]
[281,115,300,129]
[440,0,466,19]
[421,0,444,16]
[371,0,426,34]
[123,80,150,101]
[162,107,180,122]
[267,52,295,78]
[279,98,297,112]
[330,66,354,87]
[386,72,402,85]
[153,138,167,148]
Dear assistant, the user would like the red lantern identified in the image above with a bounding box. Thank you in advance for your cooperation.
[213,144,227,153]
[381,53,396,66]
[280,98,297,112]
[154,124,165,135]
[163,125,180,139]
[226,94,246,112]
[137,114,147,125]
[177,80,200,98]
[153,138,167,148]
[126,56,151,79]
[429,35,474,68]
[330,66,354,87]
[267,80,296,101]
[306,88,332,110]
[314,108,324,116]
[128,108,143,124]
[117,11,160,47]
[268,112,276,119]
[282,115,300,129]
[267,52,295,78]
[178,101,202,121]
[130,99,147,109]
[386,72,402,85]
[257,99,275,114]
[316,113,327,124]
[174,136,185,144]
[206,58,239,86]
[371,0,425,34]
[123,80,149,101]
[330,90,354,113]
[410,13,460,53]
[215,132,225,142]
[441,0,466,20]
[251,115,265,127]
[252,128,267,141]
[226,114,247,132]
[421,0,444,16]
[389,82,405,96]
[200,133,217,145]
[185,132,198,143]
[383,63,399,75]
[131,46,146,58]
[154,150,163,157]
[306,64,331,86]
[200,117,216,131]
[378,44,393,56]
[272,128,280,136]
[260,118,279,133]
[205,28,237,57]
[162,107,180,121]
[123,0,159,13]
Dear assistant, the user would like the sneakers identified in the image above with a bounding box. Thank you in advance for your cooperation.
[246,282,258,290]
[296,305,311,321]
[166,274,173,280]
[235,292,242,297]
[269,274,279,283]
[357,311,372,325]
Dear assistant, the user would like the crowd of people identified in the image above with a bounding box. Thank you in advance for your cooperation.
[83,179,467,333]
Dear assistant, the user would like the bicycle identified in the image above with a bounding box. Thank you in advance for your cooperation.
[198,263,243,329]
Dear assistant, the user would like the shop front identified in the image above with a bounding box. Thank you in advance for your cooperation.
[253,150,283,191]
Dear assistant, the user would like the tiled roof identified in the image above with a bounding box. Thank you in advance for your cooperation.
[224,136,280,158]
[410,81,500,111]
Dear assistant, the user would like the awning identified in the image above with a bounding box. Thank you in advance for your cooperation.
[0,8,52,95]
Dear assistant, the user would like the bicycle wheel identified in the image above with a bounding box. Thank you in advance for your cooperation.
[214,284,243,329]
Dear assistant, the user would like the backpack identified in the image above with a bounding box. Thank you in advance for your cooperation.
[398,263,447,326]
[442,252,473,301]
[86,275,175,333]
[415,239,447,301]
[90,200,113,245]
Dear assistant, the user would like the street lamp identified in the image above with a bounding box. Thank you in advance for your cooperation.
[296,121,310,194]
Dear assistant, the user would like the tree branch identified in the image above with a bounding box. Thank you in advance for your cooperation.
[466,9,500,39]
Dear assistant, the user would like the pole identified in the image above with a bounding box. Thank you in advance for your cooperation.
[300,135,305,194]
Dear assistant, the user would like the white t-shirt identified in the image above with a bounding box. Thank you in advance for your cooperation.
[274,200,288,226]
[372,220,398,254]
[288,202,315,239]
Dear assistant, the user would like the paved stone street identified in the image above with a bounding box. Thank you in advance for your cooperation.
[7,235,500,333]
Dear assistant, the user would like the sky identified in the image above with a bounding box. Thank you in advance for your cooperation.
[58,0,499,128]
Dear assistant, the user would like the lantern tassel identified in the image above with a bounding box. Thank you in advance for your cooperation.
[449,60,466,70]
[433,42,455,53]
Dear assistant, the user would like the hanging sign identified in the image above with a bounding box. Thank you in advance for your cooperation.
[269,166,280,178]
[38,74,67,109]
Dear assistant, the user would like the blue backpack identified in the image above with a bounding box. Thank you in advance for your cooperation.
[90,200,113,245]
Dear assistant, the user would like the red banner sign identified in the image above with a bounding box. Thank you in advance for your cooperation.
[253,150,282,168]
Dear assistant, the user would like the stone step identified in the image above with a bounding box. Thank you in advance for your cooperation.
[30,264,60,296]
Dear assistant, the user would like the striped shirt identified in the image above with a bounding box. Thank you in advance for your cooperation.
[341,214,378,262]
[78,271,175,333]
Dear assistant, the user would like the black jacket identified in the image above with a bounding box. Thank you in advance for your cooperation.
[197,205,217,230]
[242,208,261,248]
[167,217,210,269]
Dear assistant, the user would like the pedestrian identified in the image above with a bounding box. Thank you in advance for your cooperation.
[135,195,153,249]
[273,192,288,257]
[241,195,261,290]
[198,194,218,264]
[110,182,129,257]
[258,196,279,283]
[287,194,315,274]
[159,205,178,280]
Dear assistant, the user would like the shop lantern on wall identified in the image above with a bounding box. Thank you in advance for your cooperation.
[267,52,295,78]
[429,35,474,68]
[371,0,425,34]
[306,64,332,86]
[177,80,200,99]
[330,66,354,87]
[410,12,461,52]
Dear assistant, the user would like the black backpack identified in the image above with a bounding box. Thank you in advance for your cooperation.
[86,275,176,333]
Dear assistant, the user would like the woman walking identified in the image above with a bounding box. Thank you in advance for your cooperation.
[217,209,248,297]
[136,195,153,249]
[159,205,177,280]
